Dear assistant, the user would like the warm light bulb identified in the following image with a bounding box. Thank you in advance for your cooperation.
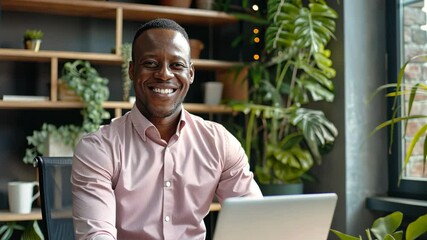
[252,4,259,11]
[254,37,260,43]
[253,28,259,34]
[253,54,260,60]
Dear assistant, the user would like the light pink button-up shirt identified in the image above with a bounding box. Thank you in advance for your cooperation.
[71,105,262,240]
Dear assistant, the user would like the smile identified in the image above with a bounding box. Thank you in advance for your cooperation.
[151,88,175,94]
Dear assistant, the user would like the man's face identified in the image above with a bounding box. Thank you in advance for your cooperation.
[129,28,194,120]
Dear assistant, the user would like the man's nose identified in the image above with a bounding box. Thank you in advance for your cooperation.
[155,65,174,80]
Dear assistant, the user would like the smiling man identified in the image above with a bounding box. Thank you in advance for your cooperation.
[71,18,262,240]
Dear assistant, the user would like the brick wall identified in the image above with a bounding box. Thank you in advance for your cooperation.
[402,4,427,178]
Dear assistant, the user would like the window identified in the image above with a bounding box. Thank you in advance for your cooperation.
[387,0,427,199]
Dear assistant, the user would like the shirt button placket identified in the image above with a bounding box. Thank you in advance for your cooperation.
[163,146,174,239]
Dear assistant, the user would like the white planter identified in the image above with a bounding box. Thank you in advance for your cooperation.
[203,81,223,105]
[43,135,74,157]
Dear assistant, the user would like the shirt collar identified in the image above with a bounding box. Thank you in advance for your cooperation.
[130,104,187,142]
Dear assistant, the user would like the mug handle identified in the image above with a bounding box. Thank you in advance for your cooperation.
[32,181,40,202]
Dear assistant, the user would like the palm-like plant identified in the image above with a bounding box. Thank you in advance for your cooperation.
[371,55,427,183]
[232,0,339,184]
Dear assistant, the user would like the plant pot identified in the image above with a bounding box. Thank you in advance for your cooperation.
[196,0,214,10]
[202,81,223,105]
[215,67,248,102]
[24,39,42,52]
[58,80,80,101]
[189,39,204,59]
[159,0,192,8]
[43,134,74,157]
[259,183,304,196]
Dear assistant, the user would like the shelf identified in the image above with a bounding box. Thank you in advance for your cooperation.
[0,49,241,71]
[0,0,237,25]
[0,48,122,64]
[0,100,233,114]
[0,209,41,222]
[0,203,221,222]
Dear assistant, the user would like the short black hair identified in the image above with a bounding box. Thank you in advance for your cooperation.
[131,18,189,61]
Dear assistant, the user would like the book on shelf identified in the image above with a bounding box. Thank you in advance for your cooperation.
[2,95,49,101]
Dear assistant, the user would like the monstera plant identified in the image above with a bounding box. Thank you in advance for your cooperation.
[231,0,339,188]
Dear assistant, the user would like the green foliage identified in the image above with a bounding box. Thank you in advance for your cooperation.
[231,0,339,184]
[0,221,43,240]
[23,29,43,40]
[331,211,427,240]
[370,55,427,184]
[23,60,110,164]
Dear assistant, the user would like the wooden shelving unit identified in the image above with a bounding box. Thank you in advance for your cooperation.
[0,0,234,224]
[0,0,243,116]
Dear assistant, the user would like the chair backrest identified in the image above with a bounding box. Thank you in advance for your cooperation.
[34,156,75,240]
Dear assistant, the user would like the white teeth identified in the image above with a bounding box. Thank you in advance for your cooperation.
[152,88,173,94]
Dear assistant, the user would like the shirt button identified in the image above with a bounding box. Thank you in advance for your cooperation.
[165,216,170,222]
[165,181,171,187]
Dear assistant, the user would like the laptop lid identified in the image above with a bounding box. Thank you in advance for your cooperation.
[213,193,338,240]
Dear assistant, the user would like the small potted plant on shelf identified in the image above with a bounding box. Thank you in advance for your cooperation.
[23,60,110,164]
[23,29,43,52]
[229,0,339,195]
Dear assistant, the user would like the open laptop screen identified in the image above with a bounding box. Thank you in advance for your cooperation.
[213,193,338,240]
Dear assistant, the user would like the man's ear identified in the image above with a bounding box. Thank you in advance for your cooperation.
[128,61,134,81]
[189,62,195,84]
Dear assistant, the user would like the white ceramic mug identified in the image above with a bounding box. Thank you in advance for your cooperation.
[8,181,40,214]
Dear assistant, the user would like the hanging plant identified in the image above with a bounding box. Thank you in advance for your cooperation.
[23,60,110,164]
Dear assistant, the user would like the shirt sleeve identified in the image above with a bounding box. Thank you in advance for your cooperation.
[71,133,118,240]
[215,127,263,203]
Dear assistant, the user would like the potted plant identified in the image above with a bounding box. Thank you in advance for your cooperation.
[331,211,427,240]
[23,60,110,164]
[23,29,43,52]
[0,220,44,240]
[230,0,339,195]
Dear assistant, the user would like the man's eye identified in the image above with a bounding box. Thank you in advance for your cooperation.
[143,61,158,68]
[171,63,186,69]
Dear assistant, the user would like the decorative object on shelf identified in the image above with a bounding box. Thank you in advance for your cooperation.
[189,39,204,59]
[58,79,80,101]
[202,81,223,105]
[121,42,132,101]
[195,0,214,10]
[159,0,192,8]
[23,60,110,164]
[331,211,427,240]
[8,181,40,214]
[0,220,43,240]
[230,0,339,194]
[23,29,43,52]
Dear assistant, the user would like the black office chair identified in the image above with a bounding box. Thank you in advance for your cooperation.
[33,156,75,240]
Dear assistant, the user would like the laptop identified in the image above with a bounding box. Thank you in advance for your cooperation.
[212,193,338,240]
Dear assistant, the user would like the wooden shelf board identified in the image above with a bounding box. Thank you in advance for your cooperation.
[0,100,233,114]
[0,0,237,25]
[193,59,242,71]
[0,209,42,221]
[0,203,220,222]
[0,48,122,64]
[0,49,240,69]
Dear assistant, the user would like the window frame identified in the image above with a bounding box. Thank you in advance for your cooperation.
[386,0,427,200]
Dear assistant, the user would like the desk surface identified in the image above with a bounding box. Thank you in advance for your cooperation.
[0,203,221,222]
